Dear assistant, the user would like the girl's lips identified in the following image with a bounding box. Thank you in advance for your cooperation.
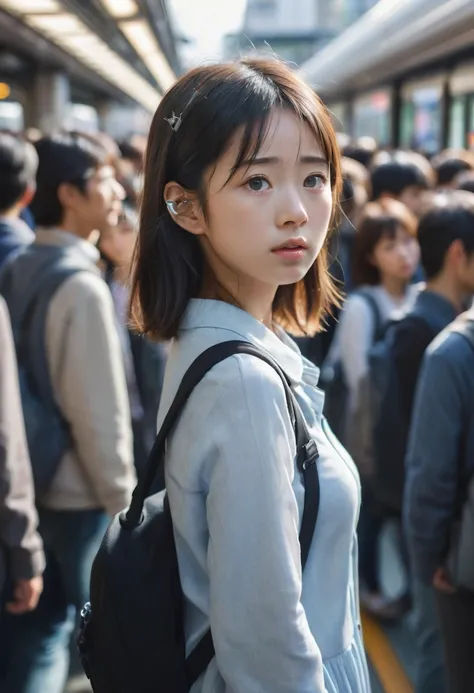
[272,247,307,260]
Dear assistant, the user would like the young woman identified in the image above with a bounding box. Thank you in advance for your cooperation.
[335,199,420,619]
[131,57,370,693]
[99,207,166,473]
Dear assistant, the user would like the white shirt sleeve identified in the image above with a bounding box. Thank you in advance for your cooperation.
[204,354,326,693]
[338,294,377,399]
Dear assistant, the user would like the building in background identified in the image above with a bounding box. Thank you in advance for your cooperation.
[224,0,339,64]
[223,0,380,65]
[333,0,379,28]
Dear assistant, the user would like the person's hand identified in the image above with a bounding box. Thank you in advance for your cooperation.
[6,576,43,614]
[433,567,456,594]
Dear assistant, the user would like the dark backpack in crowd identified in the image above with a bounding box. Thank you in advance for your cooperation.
[320,289,383,442]
[366,313,435,513]
[78,340,321,693]
[0,245,91,494]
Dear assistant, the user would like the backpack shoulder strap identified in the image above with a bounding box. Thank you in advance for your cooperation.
[354,289,383,341]
[124,340,320,687]
[20,263,92,409]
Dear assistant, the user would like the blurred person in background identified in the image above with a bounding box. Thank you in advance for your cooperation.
[329,199,420,620]
[371,155,432,218]
[431,149,474,190]
[0,133,136,693]
[343,135,378,170]
[455,169,474,194]
[99,205,166,474]
[0,133,37,269]
[116,139,144,207]
[0,296,44,663]
[404,192,474,693]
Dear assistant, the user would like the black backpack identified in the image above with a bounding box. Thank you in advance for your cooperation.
[78,340,321,693]
[320,289,383,442]
[0,246,91,493]
[367,313,435,513]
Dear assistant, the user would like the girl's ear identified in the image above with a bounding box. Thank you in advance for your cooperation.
[163,181,205,236]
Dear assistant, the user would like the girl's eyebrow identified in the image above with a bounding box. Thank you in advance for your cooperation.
[238,155,329,168]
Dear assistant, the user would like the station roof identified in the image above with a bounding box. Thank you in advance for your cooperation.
[0,0,180,111]
[299,0,474,99]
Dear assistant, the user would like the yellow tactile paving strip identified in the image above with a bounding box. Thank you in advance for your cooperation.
[362,611,414,693]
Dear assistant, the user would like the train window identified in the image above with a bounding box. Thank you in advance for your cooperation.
[353,90,391,146]
[400,101,415,149]
[449,96,466,149]
[401,87,442,155]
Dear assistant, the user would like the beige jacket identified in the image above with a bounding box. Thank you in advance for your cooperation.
[0,296,45,588]
[36,229,136,516]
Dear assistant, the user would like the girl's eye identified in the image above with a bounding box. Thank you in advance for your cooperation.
[305,174,326,189]
[247,176,270,192]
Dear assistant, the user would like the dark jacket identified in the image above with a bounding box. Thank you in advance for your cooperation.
[0,296,45,590]
[0,217,34,273]
[393,290,458,426]
[405,311,474,583]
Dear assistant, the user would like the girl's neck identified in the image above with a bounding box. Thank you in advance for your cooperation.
[199,268,275,330]
[380,276,408,301]
[114,263,131,286]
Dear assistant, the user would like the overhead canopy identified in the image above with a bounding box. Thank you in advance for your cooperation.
[299,0,474,98]
[0,0,179,112]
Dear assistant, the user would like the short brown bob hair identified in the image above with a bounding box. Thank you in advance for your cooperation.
[131,57,342,340]
[353,198,418,287]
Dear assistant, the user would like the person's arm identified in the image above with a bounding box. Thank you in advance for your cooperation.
[404,340,466,584]
[338,294,376,398]
[47,273,136,516]
[0,297,44,609]
[202,355,326,693]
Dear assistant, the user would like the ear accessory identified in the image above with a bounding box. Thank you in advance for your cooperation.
[165,199,188,216]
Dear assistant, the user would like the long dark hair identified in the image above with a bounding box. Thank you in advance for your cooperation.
[131,57,342,340]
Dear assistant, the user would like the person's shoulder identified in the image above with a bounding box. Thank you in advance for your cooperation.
[169,335,288,405]
[57,268,111,305]
[427,323,474,366]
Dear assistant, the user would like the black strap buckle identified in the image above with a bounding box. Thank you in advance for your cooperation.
[298,439,319,471]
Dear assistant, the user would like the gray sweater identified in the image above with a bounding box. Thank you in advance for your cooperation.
[160,299,371,693]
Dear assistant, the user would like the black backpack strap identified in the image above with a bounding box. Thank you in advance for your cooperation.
[123,340,320,688]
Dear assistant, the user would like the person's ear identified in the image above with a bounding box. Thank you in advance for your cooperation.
[163,182,205,236]
[57,182,83,210]
[20,184,36,209]
[446,238,467,269]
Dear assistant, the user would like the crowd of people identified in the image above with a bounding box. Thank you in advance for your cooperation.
[0,128,166,692]
[0,55,473,693]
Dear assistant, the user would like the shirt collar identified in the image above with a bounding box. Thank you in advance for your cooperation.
[34,227,100,264]
[180,299,304,385]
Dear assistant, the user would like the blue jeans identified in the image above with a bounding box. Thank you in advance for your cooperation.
[412,577,447,693]
[0,507,109,693]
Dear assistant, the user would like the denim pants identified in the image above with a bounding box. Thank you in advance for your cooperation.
[0,507,109,693]
[411,577,447,693]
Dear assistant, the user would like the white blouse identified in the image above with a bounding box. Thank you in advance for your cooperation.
[158,299,371,693]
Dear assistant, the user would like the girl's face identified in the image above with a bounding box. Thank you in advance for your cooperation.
[100,217,136,268]
[371,226,420,284]
[190,109,334,316]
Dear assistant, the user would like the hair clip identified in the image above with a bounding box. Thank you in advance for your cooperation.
[163,90,201,133]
